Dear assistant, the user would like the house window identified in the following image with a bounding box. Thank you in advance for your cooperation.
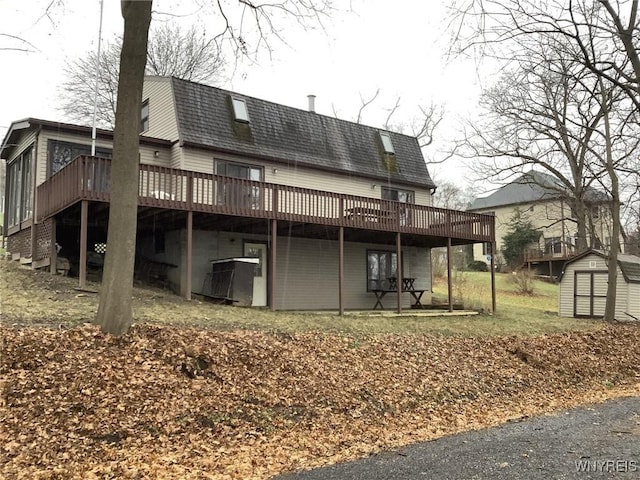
[482,242,492,256]
[216,160,263,209]
[590,205,600,219]
[382,187,414,226]
[48,140,112,177]
[544,237,562,255]
[367,250,399,291]
[140,100,150,132]
[379,131,395,154]
[231,97,250,123]
[382,187,414,203]
[6,148,33,227]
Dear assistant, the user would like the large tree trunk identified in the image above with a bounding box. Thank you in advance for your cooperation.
[96,1,152,336]
[599,81,620,323]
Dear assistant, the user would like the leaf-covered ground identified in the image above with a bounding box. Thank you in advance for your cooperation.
[1,323,639,479]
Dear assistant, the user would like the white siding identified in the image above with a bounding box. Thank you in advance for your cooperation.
[142,77,179,141]
[626,283,640,320]
[139,145,171,166]
[558,254,607,317]
[170,144,183,169]
[558,253,634,320]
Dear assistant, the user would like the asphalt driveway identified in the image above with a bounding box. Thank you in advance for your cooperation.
[275,396,640,480]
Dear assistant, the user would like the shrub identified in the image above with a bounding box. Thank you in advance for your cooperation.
[510,269,536,295]
[467,260,488,272]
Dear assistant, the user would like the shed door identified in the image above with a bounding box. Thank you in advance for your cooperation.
[574,271,608,317]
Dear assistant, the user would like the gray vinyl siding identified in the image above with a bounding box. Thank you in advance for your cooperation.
[142,77,179,141]
[141,228,432,310]
[273,237,431,311]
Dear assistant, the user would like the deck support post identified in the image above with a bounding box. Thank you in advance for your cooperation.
[396,232,402,314]
[270,219,277,311]
[491,241,497,313]
[79,200,88,289]
[338,226,344,316]
[447,237,453,312]
[50,218,57,275]
[185,211,193,300]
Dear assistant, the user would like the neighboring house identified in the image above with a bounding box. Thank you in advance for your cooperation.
[558,250,640,321]
[1,76,494,312]
[468,171,613,276]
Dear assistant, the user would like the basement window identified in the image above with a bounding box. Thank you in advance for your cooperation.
[379,131,395,154]
[231,97,250,123]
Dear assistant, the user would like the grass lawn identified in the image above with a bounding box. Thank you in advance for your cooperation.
[1,260,597,337]
[431,271,595,335]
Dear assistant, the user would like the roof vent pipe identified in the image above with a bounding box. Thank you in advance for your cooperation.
[307,94,316,113]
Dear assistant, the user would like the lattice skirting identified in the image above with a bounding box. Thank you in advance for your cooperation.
[35,219,53,261]
[7,227,32,259]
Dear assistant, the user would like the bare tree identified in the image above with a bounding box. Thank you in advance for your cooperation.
[450,0,640,321]
[460,36,613,251]
[59,23,226,128]
[336,89,446,157]
[97,0,333,336]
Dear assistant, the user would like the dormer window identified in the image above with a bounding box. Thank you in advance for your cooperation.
[232,97,250,123]
[379,131,395,154]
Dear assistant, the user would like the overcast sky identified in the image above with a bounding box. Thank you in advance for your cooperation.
[0,0,486,186]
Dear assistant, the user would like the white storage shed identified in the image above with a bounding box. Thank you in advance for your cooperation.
[558,250,640,320]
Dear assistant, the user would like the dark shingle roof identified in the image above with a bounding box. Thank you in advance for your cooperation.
[469,171,608,211]
[617,254,640,283]
[170,78,435,189]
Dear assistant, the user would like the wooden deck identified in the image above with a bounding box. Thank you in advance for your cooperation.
[36,156,495,243]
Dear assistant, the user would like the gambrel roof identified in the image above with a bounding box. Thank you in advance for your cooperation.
[469,171,609,211]
[170,77,436,190]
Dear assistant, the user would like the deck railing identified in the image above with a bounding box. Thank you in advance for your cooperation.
[36,156,494,242]
[524,248,578,262]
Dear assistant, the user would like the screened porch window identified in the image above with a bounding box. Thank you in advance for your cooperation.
[48,140,112,177]
[367,250,398,291]
[216,160,263,209]
[6,148,33,227]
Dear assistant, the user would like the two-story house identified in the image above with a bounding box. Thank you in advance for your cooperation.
[468,171,612,276]
[2,76,495,312]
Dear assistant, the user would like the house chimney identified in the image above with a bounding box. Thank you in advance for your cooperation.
[307,94,316,113]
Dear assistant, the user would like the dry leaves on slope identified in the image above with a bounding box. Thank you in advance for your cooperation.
[1,323,639,479]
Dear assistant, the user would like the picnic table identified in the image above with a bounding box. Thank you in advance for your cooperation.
[371,277,426,310]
